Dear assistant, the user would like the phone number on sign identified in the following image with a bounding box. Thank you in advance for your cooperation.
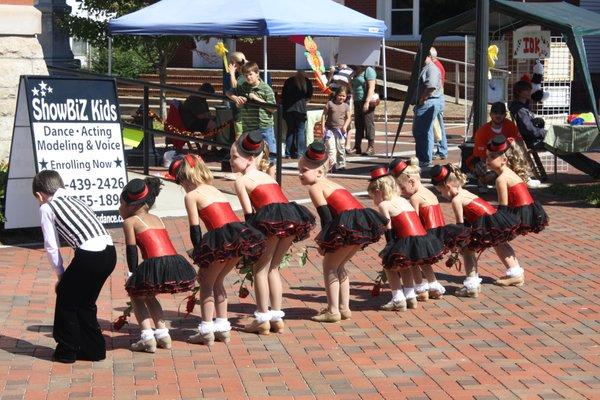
[75,193,120,207]
[66,177,125,191]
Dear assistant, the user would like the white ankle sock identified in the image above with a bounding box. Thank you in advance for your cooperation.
[415,282,429,293]
[140,329,154,341]
[428,281,446,294]
[506,266,524,277]
[463,276,482,290]
[270,310,285,322]
[391,289,406,302]
[198,321,214,334]
[253,311,271,323]
[214,318,231,332]
[403,287,416,299]
[154,328,169,339]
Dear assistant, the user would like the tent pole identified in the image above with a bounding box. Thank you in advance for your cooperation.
[263,36,268,81]
[108,36,113,75]
[474,0,489,130]
[382,37,389,158]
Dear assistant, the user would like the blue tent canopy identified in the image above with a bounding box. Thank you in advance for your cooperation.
[108,0,386,37]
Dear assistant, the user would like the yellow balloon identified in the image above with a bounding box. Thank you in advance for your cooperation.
[214,41,229,73]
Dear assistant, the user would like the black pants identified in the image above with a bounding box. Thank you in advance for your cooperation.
[353,102,375,152]
[53,246,116,362]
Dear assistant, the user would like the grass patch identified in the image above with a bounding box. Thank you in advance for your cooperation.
[545,183,600,207]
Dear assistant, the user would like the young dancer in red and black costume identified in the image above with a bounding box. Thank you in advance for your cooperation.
[231,131,315,334]
[168,154,265,345]
[485,135,548,286]
[486,135,548,237]
[120,178,197,353]
[431,164,522,297]
[299,142,387,322]
[389,157,470,301]
[368,167,444,311]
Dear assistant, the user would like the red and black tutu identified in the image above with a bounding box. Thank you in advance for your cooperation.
[504,202,548,235]
[191,222,266,268]
[429,224,472,253]
[126,255,196,296]
[247,202,316,241]
[379,232,444,270]
[465,209,519,251]
[316,208,387,252]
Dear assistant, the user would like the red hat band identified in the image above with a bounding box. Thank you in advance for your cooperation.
[306,147,327,162]
[391,160,408,177]
[184,154,197,167]
[487,141,508,153]
[128,184,149,201]
[242,135,262,152]
[169,158,183,177]
[431,166,449,183]
[370,167,389,181]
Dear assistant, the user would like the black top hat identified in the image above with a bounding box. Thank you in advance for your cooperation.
[237,130,264,157]
[430,164,450,185]
[302,141,328,167]
[369,167,389,181]
[121,178,151,205]
[486,134,511,153]
[388,158,408,177]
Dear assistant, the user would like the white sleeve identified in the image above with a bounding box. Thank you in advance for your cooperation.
[39,204,64,276]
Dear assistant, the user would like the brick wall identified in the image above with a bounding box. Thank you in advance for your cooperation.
[235,38,296,70]
[345,0,376,18]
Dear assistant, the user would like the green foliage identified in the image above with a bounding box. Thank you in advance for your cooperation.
[91,46,154,78]
[546,183,600,207]
[59,1,187,76]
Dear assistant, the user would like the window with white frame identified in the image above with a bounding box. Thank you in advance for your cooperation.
[378,0,419,38]
[391,0,415,35]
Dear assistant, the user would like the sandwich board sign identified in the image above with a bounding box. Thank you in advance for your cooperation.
[3,76,127,229]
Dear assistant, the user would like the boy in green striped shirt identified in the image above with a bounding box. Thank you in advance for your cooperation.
[226,62,277,165]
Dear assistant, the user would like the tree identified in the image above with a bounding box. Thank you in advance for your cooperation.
[59,0,191,118]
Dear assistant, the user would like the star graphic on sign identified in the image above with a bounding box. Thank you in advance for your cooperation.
[39,81,47,91]
[31,87,39,96]
[47,86,53,94]
[40,89,46,97]
[114,157,122,167]
[39,159,48,170]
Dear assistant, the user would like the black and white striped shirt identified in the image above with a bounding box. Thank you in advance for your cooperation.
[48,193,107,248]
[40,188,112,275]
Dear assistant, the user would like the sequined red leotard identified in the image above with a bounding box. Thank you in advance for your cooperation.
[249,183,288,209]
[391,211,427,238]
[463,198,496,224]
[325,189,364,214]
[419,204,445,230]
[507,182,534,207]
[199,202,240,230]
[135,229,178,259]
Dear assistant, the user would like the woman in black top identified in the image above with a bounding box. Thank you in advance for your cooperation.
[281,70,313,159]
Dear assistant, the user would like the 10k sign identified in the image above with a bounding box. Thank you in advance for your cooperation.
[28,77,127,224]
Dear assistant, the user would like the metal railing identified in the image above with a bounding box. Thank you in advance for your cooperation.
[380,45,511,105]
[47,66,284,183]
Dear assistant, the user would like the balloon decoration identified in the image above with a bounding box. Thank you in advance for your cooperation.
[487,45,498,80]
[214,41,229,73]
[303,36,331,94]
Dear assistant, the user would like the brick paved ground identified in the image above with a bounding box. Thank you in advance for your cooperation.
[1,128,599,399]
